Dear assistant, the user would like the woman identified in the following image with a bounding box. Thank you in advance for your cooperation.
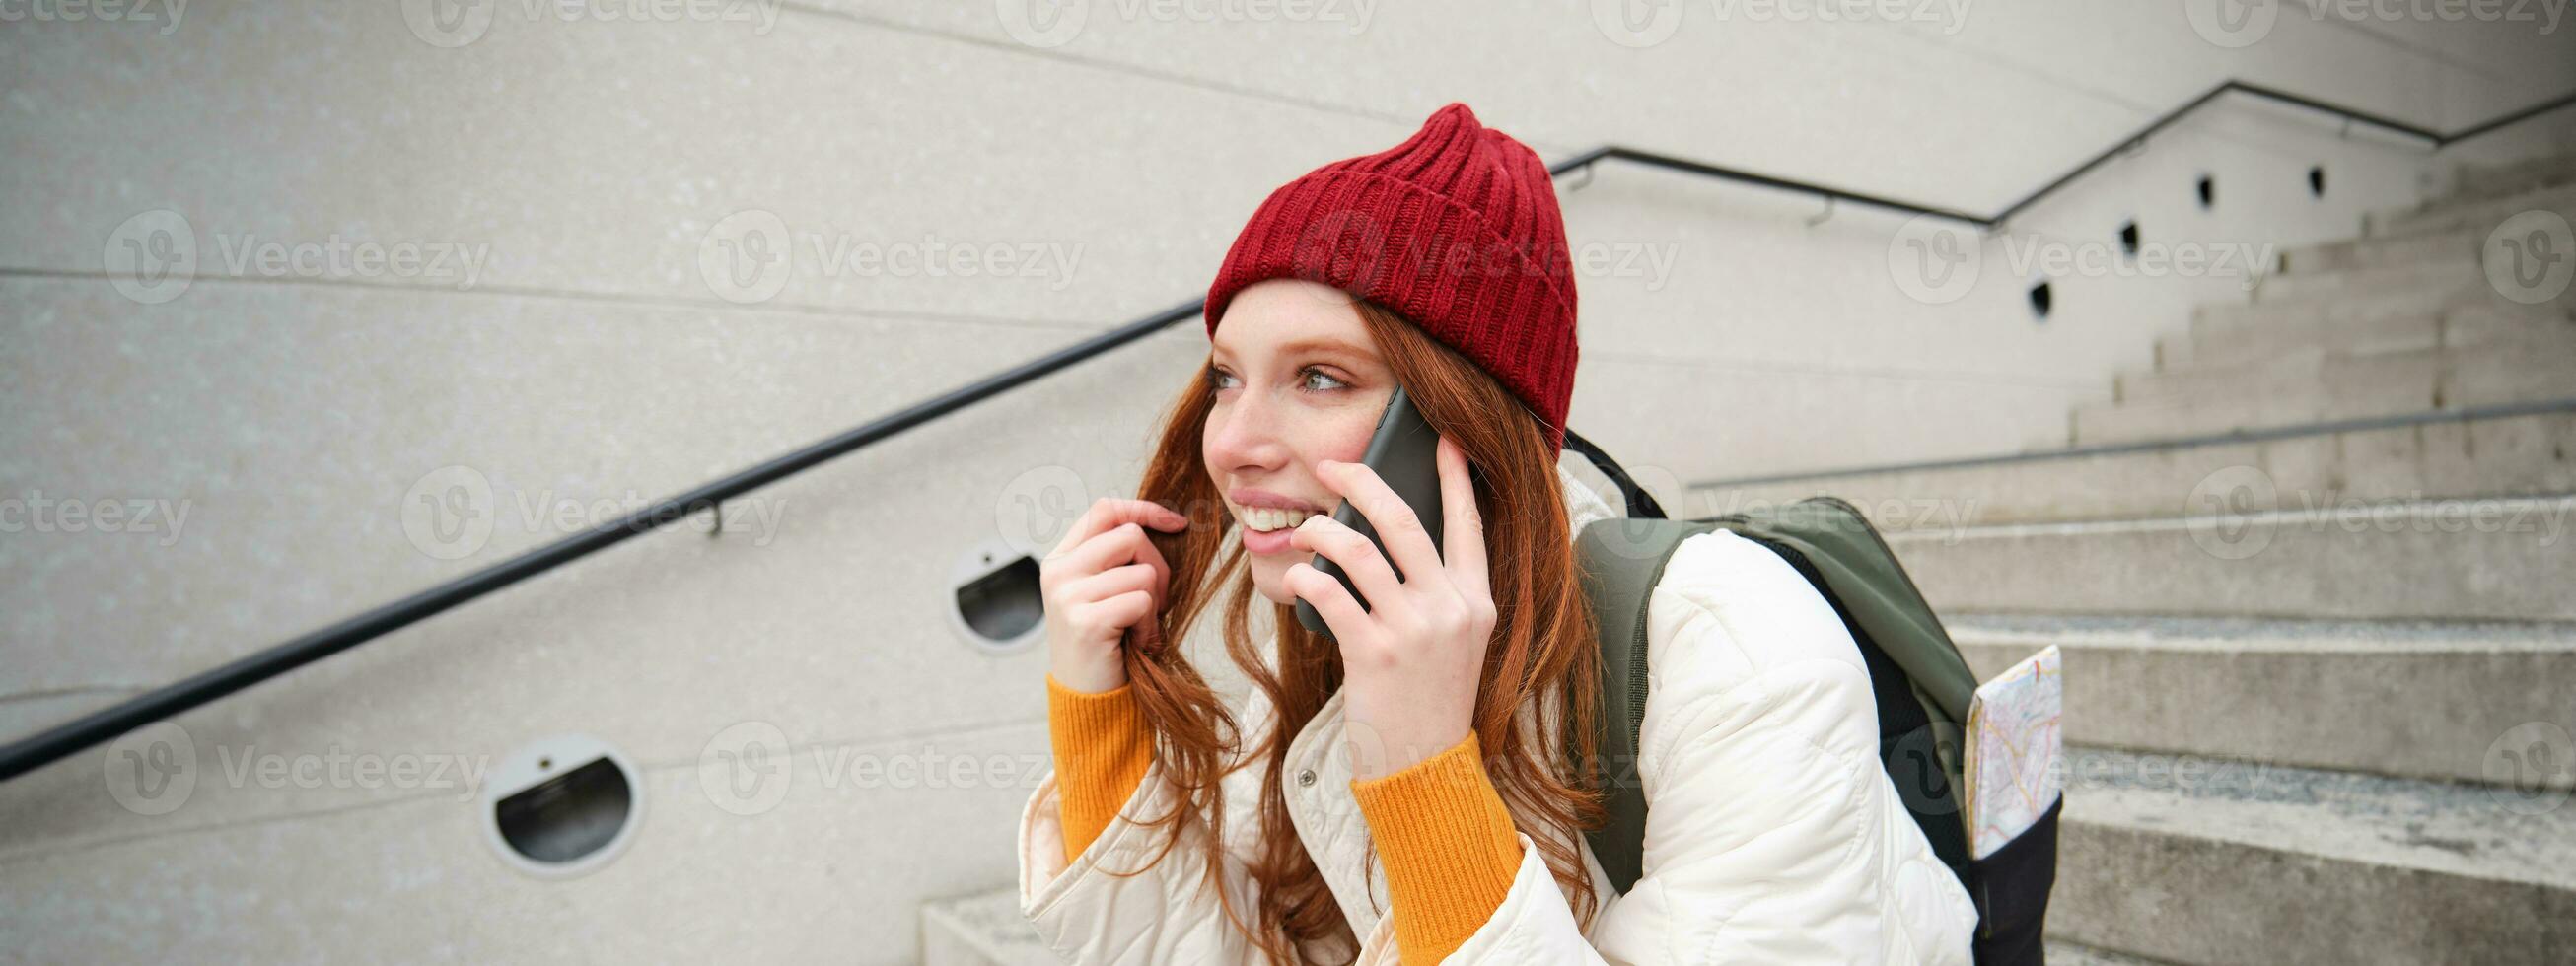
[1016,103,1979,964]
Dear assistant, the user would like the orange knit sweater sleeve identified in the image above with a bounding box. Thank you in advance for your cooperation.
[1047,681,1523,962]
[1349,731,1525,964]
[1045,673,1154,864]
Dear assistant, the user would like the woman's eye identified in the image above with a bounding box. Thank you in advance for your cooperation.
[1204,365,1342,394]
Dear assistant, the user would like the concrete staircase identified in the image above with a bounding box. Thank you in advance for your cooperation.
[923,158,2576,964]
[1710,154,2576,964]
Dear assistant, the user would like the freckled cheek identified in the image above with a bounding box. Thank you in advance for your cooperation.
[1313,417,1375,465]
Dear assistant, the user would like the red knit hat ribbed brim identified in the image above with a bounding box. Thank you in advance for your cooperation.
[1203,103,1580,451]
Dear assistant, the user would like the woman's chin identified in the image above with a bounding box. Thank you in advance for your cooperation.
[1247,558,1298,606]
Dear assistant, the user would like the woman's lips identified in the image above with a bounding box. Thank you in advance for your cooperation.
[1242,523,1296,555]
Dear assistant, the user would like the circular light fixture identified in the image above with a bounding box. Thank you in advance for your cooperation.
[480,734,643,878]
[951,538,1045,654]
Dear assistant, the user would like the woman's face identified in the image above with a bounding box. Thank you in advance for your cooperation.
[1202,279,1395,605]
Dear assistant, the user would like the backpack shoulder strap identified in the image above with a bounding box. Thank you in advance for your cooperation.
[1573,517,1714,895]
[1717,497,1976,724]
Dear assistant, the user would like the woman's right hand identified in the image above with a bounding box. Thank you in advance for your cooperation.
[1040,498,1189,694]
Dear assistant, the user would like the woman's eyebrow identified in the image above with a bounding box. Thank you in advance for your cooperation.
[1271,337,1372,361]
[1207,336,1375,367]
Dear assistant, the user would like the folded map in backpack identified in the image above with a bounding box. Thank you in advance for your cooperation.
[1962,645,2063,861]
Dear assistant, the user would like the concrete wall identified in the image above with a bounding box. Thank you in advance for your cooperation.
[2,1,2572,960]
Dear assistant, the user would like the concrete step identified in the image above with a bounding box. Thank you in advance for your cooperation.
[2444,153,2576,207]
[1689,405,2576,530]
[2044,941,2176,965]
[2251,253,2482,305]
[1884,494,2576,621]
[2114,344,2433,410]
[2120,312,2576,405]
[922,888,1052,966]
[2160,302,2570,373]
[1950,613,2576,788]
[2278,224,2480,276]
[2052,746,2576,965]
[925,885,2196,964]
[2079,335,2576,446]
[2366,180,2576,242]
[2082,352,2559,447]
[2190,259,2572,345]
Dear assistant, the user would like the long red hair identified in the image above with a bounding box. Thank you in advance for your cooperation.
[1109,296,1604,963]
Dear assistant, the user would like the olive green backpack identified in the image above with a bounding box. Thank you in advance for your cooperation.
[1561,434,2055,964]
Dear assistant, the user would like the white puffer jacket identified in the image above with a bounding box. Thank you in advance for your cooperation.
[1016,457,1980,963]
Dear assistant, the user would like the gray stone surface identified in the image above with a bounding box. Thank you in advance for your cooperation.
[2369,181,2576,241]
[1690,409,2576,531]
[1952,613,2576,787]
[1889,495,2576,621]
[2054,747,2576,964]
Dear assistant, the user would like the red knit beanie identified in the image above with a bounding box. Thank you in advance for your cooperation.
[1202,103,1580,451]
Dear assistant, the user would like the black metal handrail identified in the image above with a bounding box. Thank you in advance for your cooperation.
[4,83,2570,783]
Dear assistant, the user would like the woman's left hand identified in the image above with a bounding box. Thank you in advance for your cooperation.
[1286,436,1497,782]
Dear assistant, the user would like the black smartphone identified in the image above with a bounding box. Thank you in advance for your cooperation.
[1294,385,1443,642]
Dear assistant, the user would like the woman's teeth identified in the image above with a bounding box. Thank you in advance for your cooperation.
[1239,507,1316,532]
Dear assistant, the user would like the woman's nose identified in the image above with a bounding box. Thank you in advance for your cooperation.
[1206,392,1289,473]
